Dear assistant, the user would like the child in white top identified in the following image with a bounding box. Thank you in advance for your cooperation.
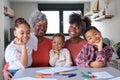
[4,18,38,75]
[49,33,72,67]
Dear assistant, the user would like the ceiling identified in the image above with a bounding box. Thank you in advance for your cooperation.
[10,0,91,3]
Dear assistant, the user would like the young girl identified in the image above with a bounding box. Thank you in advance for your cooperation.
[4,18,37,75]
[49,33,72,67]
[75,26,113,68]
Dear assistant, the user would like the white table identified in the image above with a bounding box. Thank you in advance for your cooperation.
[12,66,120,80]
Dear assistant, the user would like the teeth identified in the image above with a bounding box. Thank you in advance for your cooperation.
[23,39,27,42]
[70,32,75,34]
[39,30,43,33]
[95,40,99,43]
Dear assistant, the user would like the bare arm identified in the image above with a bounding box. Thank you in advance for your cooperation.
[90,37,106,68]
[2,70,13,80]
[89,61,105,68]
[20,44,28,68]
[15,37,29,68]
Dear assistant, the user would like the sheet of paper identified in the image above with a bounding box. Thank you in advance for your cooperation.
[36,67,77,74]
[14,77,57,80]
[92,71,114,79]
[109,77,120,80]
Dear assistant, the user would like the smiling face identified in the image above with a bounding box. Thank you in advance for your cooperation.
[68,23,82,39]
[52,36,65,52]
[14,24,30,43]
[85,29,102,46]
[33,20,47,37]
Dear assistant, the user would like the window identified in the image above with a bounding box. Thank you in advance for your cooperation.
[41,11,59,34]
[38,4,84,36]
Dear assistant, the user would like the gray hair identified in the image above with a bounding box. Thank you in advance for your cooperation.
[29,10,47,27]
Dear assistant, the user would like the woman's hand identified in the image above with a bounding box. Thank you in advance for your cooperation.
[3,70,13,80]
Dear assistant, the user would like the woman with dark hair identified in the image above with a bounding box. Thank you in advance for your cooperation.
[65,13,91,66]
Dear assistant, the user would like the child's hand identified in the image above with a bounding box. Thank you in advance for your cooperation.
[53,49,59,54]
[52,46,60,54]
[94,37,103,51]
[90,61,105,68]
[15,37,29,45]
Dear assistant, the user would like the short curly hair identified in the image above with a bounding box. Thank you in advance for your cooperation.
[29,10,48,27]
[69,12,82,27]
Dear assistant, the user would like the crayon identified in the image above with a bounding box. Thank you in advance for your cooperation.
[68,73,76,77]
[35,73,52,78]
[54,73,70,76]
[59,72,69,74]
[81,72,85,76]
[82,75,90,78]
[81,71,95,79]
[35,74,43,78]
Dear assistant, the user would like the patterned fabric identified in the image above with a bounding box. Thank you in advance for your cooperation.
[75,43,113,67]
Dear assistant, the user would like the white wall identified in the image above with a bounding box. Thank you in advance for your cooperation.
[4,0,13,45]
[11,2,38,23]
[91,0,120,45]
[0,0,5,79]
[11,2,38,32]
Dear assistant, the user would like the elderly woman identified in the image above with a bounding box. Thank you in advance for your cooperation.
[3,10,52,80]
[29,10,52,67]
